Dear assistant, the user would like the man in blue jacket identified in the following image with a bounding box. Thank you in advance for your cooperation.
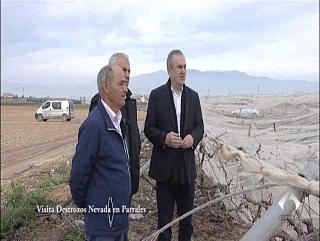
[70,64,131,240]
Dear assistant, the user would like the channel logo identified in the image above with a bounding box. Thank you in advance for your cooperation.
[278,191,301,211]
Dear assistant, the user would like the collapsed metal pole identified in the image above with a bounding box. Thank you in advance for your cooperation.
[241,159,319,241]
[140,160,150,177]
[142,184,283,241]
[139,138,150,177]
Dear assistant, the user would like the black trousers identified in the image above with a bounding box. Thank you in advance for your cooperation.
[156,181,195,241]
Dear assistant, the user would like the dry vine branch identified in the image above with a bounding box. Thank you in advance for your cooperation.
[254,136,261,156]
[9,164,35,179]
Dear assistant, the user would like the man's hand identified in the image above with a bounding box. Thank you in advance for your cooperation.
[165,132,182,148]
[181,134,194,149]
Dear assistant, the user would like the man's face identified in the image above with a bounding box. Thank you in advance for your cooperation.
[167,54,186,88]
[115,56,131,83]
[105,66,128,111]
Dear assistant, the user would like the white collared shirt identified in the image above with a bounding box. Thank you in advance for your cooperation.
[171,86,183,137]
[101,99,122,136]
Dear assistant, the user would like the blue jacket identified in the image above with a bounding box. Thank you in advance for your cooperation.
[70,99,131,236]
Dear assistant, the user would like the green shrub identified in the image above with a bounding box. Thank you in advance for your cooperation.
[64,225,86,241]
[1,182,53,235]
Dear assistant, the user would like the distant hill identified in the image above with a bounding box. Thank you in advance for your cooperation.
[130,70,319,97]
[1,70,318,100]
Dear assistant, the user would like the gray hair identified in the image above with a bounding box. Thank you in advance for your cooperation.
[109,52,129,66]
[97,65,113,95]
[167,50,184,68]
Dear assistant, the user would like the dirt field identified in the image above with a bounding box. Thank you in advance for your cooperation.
[1,105,146,179]
[1,105,146,153]
[1,105,85,179]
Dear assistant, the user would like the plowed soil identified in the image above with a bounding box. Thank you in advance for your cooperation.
[1,104,247,240]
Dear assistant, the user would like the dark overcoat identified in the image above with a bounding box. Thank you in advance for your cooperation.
[144,79,204,183]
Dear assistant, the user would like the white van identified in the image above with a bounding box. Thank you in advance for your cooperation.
[35,100,75,122]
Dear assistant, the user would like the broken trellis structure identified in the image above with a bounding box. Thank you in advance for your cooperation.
[139,130,319,241]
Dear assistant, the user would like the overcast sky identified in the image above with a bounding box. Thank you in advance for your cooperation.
[1,0,319,89]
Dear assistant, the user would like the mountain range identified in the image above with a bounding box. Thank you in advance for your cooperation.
[1,70,318,100]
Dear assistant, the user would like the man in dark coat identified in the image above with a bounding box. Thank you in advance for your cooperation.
[89,53,141,197]
[144,50,204,240]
